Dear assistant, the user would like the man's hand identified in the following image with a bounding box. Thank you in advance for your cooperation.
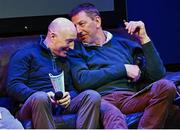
[56,92,71,108]
[124,20,150,44]
[125,64,141,82]
[47,91,56,103]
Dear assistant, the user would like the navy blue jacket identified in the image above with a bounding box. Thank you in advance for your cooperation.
[7,35,78,103]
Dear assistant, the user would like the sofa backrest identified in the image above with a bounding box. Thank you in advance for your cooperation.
[0,35,39,96]
[0,28,140,96]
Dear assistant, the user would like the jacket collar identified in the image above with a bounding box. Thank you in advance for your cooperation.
[83,31,113,47]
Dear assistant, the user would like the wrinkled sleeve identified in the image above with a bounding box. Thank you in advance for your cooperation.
[68,50,127,91]
[7,50,37,103]
[141,41,166,82]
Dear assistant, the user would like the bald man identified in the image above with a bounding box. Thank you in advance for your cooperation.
[7,18,101,129]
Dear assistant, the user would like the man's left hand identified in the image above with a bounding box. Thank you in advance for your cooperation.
[124,20,151,44]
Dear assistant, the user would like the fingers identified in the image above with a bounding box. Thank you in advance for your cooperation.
[56,92,71,107]
[125,21,136,35]
[132,70,141,82]
[124,20,150,44]
[125,21,135,34]
[46,91,71,106]
[124,20,144,35]
[125,64,141,80]
[47,91,56,103]
[57,98,71,108]
[47,91,55,97]
[57,93,70,104]
[60,99,71,108]
[49,97,56,103]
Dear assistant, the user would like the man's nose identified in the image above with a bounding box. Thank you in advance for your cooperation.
[76,26,82,33]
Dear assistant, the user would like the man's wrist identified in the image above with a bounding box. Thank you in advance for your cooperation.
[140,36,151,44]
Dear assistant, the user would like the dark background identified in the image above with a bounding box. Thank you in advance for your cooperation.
[0,0,126,36]
[0,0,179,67]
[127,0,180,67]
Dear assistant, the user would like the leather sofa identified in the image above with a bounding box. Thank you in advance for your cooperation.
[0,30,179,128]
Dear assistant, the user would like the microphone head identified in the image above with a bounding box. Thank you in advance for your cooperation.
[134,56,145,69]
[54,91,63,100]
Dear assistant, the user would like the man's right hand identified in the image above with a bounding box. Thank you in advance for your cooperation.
[124,64,141,82]
[47,91,71,108]
[56,92,71,108]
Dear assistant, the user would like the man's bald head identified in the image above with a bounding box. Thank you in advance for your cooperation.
[48,17,76,34]
[44,17,77,57]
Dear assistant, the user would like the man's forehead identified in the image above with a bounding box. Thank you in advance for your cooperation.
[59,27,76,34]
[72,11,89,21]
[66,33,77,40]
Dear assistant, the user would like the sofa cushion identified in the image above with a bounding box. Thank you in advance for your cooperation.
[54,114,77,128]
[0,64,8,96]
[126,112,143,128]
[164,72,180,106]
[0,97,13,112]
[164,72,180,86]
[21,112,143,129]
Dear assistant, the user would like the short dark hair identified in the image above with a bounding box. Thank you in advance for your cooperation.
[69,3,100,20]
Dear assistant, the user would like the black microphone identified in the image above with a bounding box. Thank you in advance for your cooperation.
[134,56,145,69]
[54,91,63,100]
[128,56,145,83]
[133,48,145,70]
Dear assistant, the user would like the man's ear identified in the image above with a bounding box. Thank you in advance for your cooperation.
[95,16,101,28]
[49,32,57,43]
[50,32,55,39]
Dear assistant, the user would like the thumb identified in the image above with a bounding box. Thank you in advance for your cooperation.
[123,20,128,25]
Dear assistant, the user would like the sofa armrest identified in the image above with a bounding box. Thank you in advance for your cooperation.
[164,72,180,106]
[164,72,180,86]
[0,97,14,112]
